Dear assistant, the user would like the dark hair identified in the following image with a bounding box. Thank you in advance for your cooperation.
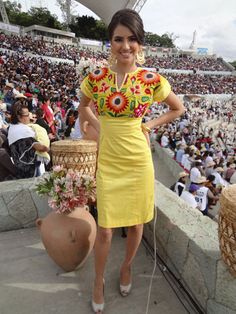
[108,9,144,45]
[207,174,215,182]
[36,108,44,119]
[11,101,29,124]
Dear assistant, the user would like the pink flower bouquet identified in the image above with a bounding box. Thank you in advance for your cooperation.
[35,166,96,214]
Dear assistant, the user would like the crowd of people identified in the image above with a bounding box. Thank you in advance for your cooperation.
[0,33,108,63]
[0,33,234,73]
[147,97,236,216]
[145,55,231,72]
[0,33,235,210]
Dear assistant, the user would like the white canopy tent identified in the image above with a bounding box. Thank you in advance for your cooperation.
[75,0,145,24]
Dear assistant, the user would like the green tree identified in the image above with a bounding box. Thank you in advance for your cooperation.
[145,32,161,47]
[159,33,175,48]
[69,15,97,38]
[28,7,63,29]
[94,20,108,41]
[145,31,175,48]
[3,2,64,29]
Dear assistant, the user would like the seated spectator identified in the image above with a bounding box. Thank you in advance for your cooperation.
[0,101,8,129]
[225,163,236,182]
[35,108,50,134]
[175,143,186,163]
[181,183,200,209]
[0,131,17,181]
[195,176,219,215]
[205,160,216,177]
[205,174,219,207]
[7,101,49,179]
[161,131,169,148]
[212,167,227,188]
[171,171,189,196]
[190,160,203,184]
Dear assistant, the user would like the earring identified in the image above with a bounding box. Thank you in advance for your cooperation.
[108,52,117,66]
[136,50,145,65]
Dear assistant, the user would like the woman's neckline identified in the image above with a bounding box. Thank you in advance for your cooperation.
[108,66,140,75]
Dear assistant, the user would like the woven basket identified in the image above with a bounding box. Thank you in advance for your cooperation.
[218,184,236,277]
[51,139,97,178]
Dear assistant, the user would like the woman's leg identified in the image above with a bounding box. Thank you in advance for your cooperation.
[120,224,143,285]
[93,226,113,304]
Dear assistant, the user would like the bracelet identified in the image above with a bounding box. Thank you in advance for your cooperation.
[141,123,151,133]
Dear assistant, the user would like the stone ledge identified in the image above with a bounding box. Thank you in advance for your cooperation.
[154,141,183,179]
[144,181,236,313]
[0,178,50,232]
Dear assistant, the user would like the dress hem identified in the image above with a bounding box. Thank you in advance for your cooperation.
[97,215,154,229]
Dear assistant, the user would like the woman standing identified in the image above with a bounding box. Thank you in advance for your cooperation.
[80,9,185,313]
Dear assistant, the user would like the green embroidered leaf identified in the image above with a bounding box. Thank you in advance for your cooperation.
[100,98,104,108]
[130,100,135,110]
[116,114,127,117]
[111,87,116,93]
[107,112,115,117]
[94,94,98,99]
[120,88,127,93]
[141,96,149,102]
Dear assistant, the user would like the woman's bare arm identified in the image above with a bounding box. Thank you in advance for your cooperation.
[79,93,100,133]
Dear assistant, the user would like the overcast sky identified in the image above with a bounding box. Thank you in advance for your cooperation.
[14,0,236,61]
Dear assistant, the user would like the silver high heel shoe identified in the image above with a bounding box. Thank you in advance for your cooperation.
[92,279,105,313]
[120,267,132,297]
[120,282,132,297]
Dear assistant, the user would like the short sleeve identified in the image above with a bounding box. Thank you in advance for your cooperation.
[80,75,93,99]
[153,75,171,102]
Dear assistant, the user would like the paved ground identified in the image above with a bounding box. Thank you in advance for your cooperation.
[0,150,198,314]
[0,227,191,314]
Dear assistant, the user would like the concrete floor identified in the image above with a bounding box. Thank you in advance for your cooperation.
[0,149,196,314]
[0,227,190,314]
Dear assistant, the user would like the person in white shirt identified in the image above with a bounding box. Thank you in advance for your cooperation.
[190,160,203,183]
[195,176,219,215]
[212,167,227,187]
[161,131,169,148]
[181,184,200,209]
[205,160,216,178]
[173,171,189,196]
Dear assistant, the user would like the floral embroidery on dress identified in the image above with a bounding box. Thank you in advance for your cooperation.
[134,104,148,117]
[89,68,108,82]
[137,70,160,86]
[106,91,129,114]
[81,67,170,118]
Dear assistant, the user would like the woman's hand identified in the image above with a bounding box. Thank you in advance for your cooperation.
[33,143,50,152]
[142,129,150,147]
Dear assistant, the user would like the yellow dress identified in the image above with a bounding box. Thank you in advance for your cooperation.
[81,67,171,228]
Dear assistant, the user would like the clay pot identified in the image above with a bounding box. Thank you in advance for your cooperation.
[36,207,97,272]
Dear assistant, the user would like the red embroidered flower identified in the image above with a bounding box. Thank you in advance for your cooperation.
[99,82,110,93]
[137,70,160,86]
[134,104,148,117]
[145,88,151,95]
[130,85,141,94]
[106,92,129,113]
[93,86,98,92]
[130,75,136,83]
[108,74,113,80]
[89,68,108,82]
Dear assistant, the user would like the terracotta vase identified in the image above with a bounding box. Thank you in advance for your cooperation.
[36,207,97,272]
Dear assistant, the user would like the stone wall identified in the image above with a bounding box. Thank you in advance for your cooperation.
[144,181,236,314]
[0,178,50,232]
[154,141,183,179]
